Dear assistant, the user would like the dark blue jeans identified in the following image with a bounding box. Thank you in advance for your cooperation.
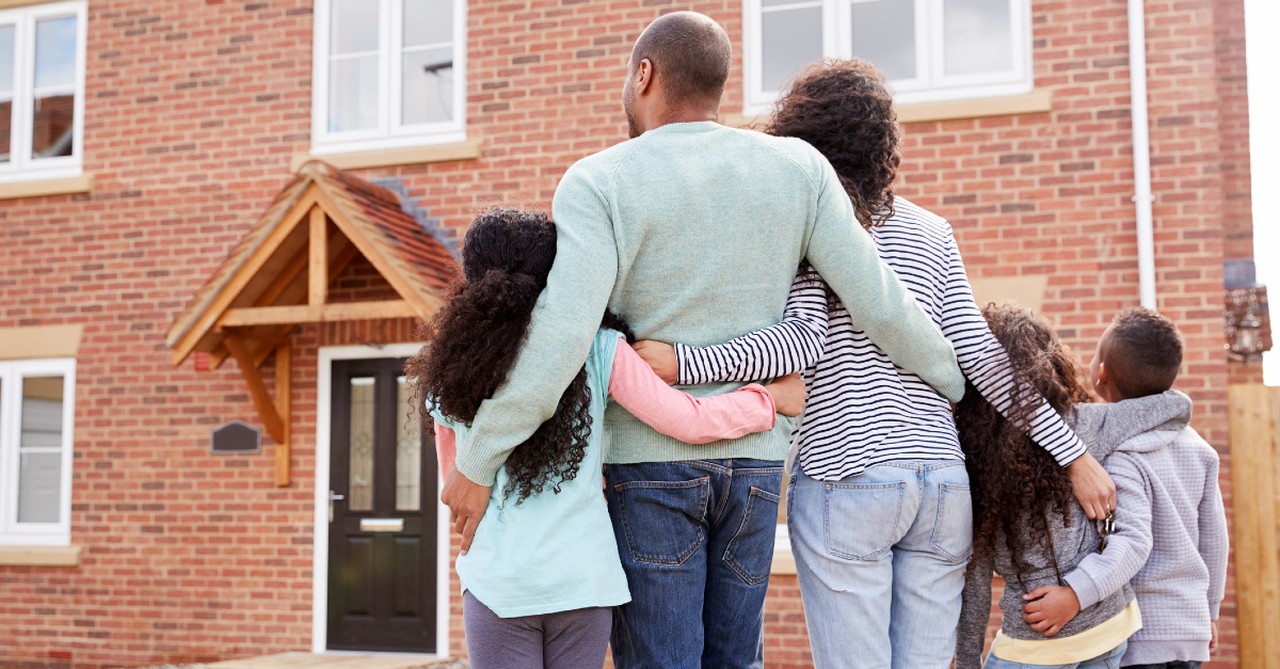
[604,459,784,669]
[1123,663,1201,669]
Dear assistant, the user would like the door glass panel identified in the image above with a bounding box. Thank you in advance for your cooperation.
[18,375,64,523]
[348,377,375,511]
[403,0,452,48]
[943,0,1013,76]
[395,376,422,511]
[401,46,453,125]
[761,6,823,93]
[850,0,917,81]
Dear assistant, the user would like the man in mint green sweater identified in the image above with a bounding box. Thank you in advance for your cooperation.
[441,12,964,668]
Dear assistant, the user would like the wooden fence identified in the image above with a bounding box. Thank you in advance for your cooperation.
[1229,384,1280,668]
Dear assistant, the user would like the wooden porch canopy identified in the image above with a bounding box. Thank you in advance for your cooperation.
[165,160,458,485]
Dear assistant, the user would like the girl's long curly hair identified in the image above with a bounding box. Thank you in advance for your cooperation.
[405,208,629,504]
[955,305,1093,585]
[767,58,900,230]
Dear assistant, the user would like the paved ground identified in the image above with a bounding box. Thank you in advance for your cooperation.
[142,653,468,669]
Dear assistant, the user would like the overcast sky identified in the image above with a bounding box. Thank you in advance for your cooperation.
[1243,0,1278,384]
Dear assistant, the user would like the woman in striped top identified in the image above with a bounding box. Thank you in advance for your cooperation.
[634,59,1116,668]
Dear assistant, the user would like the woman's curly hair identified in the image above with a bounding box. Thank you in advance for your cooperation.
[955,304,1094,586]
[405,208,629,504]
[767,58,901,230]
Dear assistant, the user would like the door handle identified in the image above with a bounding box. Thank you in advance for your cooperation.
[328,490,344,523]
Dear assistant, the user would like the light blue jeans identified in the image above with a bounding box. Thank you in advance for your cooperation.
[788,461,972,669]
[985,639,1128,668]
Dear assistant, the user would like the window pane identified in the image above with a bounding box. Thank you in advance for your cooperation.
[0,25,12,163]
[402,47,453,125]
[0,101,10,163]
[19,452,61,523]
[850,0,917,81]
[34,16,76,89]
[943,0,1013,76]
[403,0,452,48]
[32,94,74,158]
[395,377,421,512]
[0,24,14,93]
[18,375,64,524]
[329,56,379,132]
[348,377,375,512]
[331,0,380,55]
[761,7,823,93]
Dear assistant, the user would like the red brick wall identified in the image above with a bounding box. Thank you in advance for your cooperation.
[0,0,1248,667]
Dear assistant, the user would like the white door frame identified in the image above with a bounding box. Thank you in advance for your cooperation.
[311,343,451,656]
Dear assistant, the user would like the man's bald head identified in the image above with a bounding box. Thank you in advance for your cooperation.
[631,11,732,106]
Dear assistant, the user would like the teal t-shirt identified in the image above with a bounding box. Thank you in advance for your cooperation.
[431,329,630,618]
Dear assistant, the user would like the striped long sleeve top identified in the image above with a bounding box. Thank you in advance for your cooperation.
[675,197,1087,481]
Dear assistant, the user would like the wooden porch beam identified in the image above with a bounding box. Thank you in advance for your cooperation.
[273,341,292,487]
[218,300,419,328]
[309,206,328,306]
[223,335,286,444]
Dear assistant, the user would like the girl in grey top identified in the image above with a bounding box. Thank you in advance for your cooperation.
[956,305,1159,668]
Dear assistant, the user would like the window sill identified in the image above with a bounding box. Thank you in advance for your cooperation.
[292,138,483,172]
[0,545,81,567]
[724,89,1053,128]
[0,173,92,201]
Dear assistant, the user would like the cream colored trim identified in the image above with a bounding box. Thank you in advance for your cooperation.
[0,174,92,201]
[0,324,83,360]
[721,90,1053,129]
[896,90,1053,124]
[292,139,483,172]
[0,545,81,567]
[771,546,797,576]
[0,0,53,9]
[969,275,1049,312]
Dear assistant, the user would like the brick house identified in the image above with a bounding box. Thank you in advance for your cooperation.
[0,0,1256,667]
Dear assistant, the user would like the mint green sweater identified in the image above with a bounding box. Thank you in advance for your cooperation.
[455,122,964,485]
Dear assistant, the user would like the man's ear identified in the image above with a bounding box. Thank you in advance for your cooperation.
[634,58,654,95]
[1096,361,1110,387]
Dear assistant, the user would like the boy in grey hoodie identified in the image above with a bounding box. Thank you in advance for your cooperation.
[1083,308,1229,669]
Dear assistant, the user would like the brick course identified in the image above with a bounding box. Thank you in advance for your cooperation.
[0,0,1251,667]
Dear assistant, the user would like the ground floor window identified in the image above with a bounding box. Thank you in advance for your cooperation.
[0,357,74,545]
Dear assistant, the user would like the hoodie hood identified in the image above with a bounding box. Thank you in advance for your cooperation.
[1070,390,1192,458]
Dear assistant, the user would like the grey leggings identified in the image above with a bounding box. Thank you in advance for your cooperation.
[463,591,612,669]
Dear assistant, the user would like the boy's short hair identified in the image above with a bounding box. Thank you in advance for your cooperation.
[1102,307,1184,399]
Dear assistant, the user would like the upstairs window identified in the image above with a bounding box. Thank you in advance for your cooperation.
[0,359,75,546]
[312,0,466,154]
[744,0,1032,113]
[0,1,86,183]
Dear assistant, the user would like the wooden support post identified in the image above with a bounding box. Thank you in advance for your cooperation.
[273,340,292,487]
[224,334,286,445]
[1229,384,1280,668]
[309,206,327,306]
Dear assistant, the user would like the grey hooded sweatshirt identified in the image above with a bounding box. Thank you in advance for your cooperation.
[956,391,1218,668]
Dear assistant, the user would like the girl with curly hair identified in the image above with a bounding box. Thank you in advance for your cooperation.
[633,58,1114,667]
[405,207,804,669]
[955,304,1155,669]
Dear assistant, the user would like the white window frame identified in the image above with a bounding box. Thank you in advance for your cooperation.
[311,0,467,156]
[743,0,1032,114]
[0,358,75,547]
[0,1,87,184]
